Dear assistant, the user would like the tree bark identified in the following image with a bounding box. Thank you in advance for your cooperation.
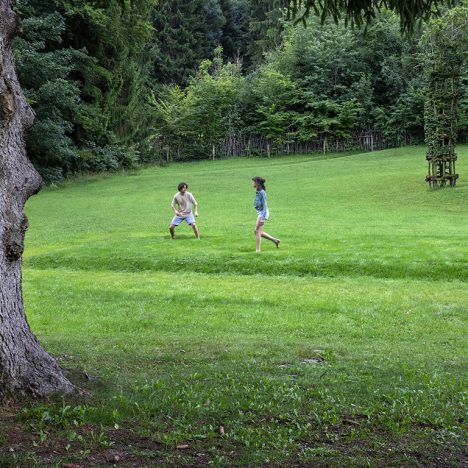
[0,0,75,397]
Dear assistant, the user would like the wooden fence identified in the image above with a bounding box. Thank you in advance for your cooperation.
[153,131,426,161]
[216,131,425,157]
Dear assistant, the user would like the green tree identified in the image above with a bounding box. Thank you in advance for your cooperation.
[262,13,426,139]
[151,0,225,86]
[16,0,156,177]
[245,65,299,146]
[149,85,189,161]
[246,0,287,68]
[15,6,80,181]
[57,0,155,146]
[219,0,251,61]
[151,48,245,160]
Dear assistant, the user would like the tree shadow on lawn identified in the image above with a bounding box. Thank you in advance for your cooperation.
[26,250,468,281]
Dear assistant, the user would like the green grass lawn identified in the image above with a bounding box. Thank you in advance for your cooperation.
[2,146,467,466]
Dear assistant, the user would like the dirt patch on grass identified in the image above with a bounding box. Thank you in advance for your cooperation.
[1,399,466,467]
[296,423,468,467]
[0,406,198,467]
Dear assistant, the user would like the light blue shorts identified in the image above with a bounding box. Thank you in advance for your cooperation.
[256,210,269,221]
[170,212,196,226]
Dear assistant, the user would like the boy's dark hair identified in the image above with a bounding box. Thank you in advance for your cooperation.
[178,182,188,191]
[252,176,266,190]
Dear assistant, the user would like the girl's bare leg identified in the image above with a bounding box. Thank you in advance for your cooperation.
[255,220,263,252]
[261,231,280,247]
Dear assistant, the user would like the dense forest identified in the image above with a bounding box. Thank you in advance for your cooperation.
[15,0,468,182]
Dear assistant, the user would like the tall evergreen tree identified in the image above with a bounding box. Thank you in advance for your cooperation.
[151,0,225,86]
[219,0,250,62]
[246,0,287,68]
[16,0,156,178]
[56,0,155,146]
[15,3,80,181]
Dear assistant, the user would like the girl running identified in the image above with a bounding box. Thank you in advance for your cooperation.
[252,176,280,252]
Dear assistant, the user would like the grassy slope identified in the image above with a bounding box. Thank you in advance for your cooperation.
[26,148,467,280]
[5,146,467,465]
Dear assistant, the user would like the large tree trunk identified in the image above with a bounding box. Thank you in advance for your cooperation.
[0,0,75,397]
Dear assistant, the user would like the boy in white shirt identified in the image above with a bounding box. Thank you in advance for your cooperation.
[169,182,200,239]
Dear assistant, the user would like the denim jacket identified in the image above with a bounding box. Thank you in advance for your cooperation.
[254,189,269,220]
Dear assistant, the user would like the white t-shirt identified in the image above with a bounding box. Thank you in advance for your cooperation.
[172,191,197,217]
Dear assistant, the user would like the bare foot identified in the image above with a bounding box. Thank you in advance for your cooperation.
[275,239,281,248]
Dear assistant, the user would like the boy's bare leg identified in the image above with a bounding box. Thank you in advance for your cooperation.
[192,223,200,239]
[169,224,176,239]
[261,232,280,247]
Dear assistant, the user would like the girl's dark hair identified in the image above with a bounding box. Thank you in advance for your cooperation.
[252,176,266,190]
[178,182,188,191]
